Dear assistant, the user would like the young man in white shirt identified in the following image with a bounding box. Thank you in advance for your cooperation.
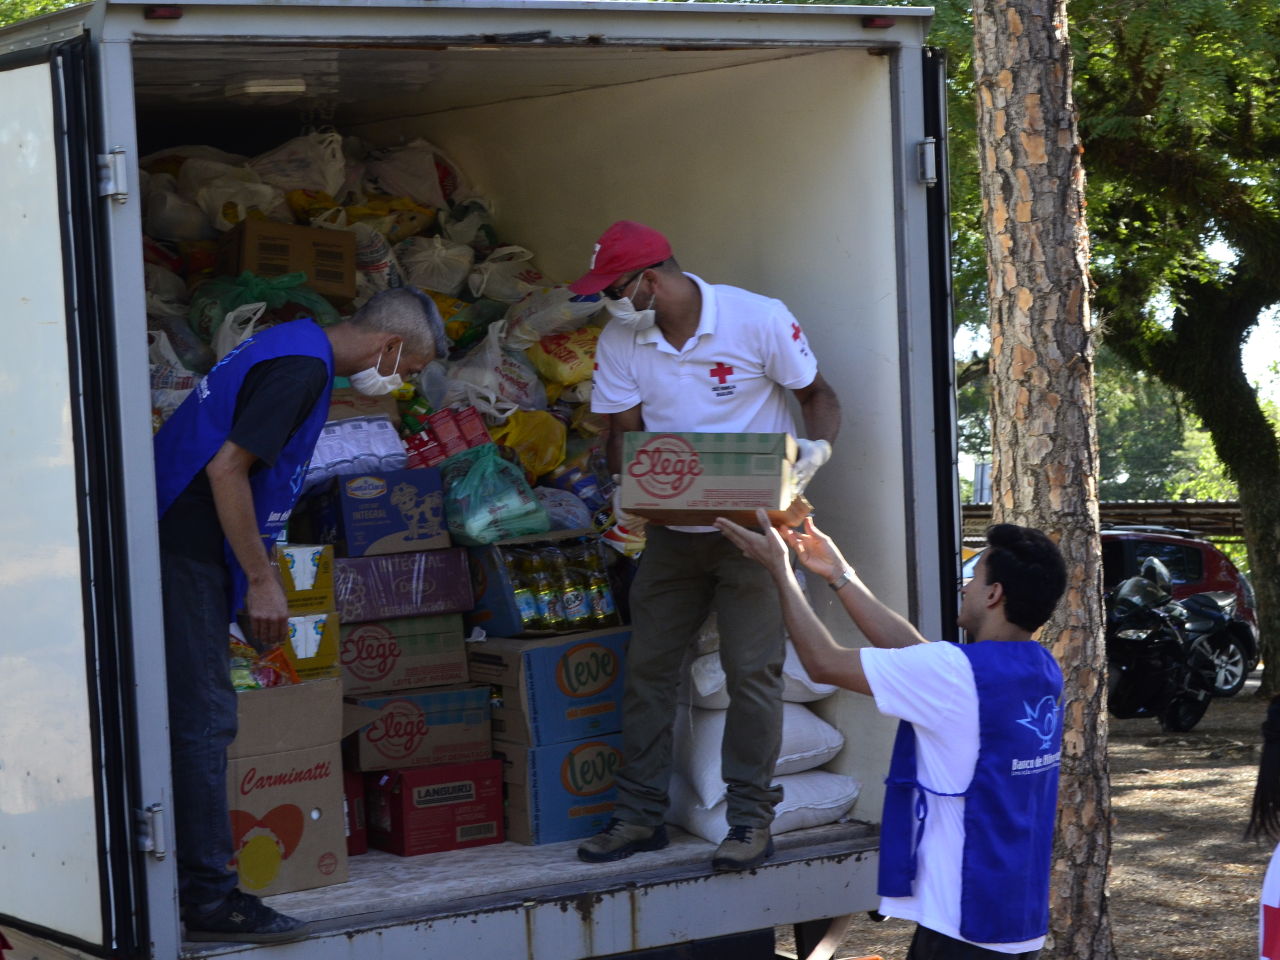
[716,511,1067,959]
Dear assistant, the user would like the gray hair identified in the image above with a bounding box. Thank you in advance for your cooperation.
[350,288,447,359]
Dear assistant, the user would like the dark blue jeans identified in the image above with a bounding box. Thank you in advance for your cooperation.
[162,551,238,909]
[907,925,1042,959]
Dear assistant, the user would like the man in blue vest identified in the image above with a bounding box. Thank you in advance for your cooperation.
[155,288,442,943]
[716,511,1067,959]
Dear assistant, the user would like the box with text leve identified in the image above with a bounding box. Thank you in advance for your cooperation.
[366,759,504,856]
[467,629,627,746]
[226,678,349,896]
[339,614,468,696]
[343,683,491,772]
[494,734,623,845]
[619,431,802,526]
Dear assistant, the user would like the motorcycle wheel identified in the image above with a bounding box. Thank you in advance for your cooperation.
[1159,694,1209,733]
[1207,635,1248,697]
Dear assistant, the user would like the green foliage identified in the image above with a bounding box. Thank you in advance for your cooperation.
[0,0,85,29]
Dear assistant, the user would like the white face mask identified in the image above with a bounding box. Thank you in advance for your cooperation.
[604,273,657,331]
[350,342,403,396]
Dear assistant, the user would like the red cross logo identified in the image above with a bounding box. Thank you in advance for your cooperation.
[1264,903,1280,958]
[709,362,735,384]
[792,322,803,341]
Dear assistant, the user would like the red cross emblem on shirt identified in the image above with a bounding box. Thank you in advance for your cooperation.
[709,362,735,384]
[792,322,803,341]
[1264,903,1280,958]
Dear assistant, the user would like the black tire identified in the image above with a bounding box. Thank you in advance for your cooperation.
[1159,694,1209,733]
[1207,635,1249,697]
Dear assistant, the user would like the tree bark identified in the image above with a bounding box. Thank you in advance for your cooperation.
[972,1,1117,958]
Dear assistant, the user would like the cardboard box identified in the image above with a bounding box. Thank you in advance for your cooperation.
[494,735,623,845]
[339,614,468,696]
[218,219,357,301]
[275,543,336,615]
[334,548,473,623]
[344,683,491,772]
[366,759,504,856]
[327,469,450,557]
[344,769,368,856]
[467,629,628,746]
[283,610,340,681]
[226,679,348,896]
[620,431,803,526]
[327,386,400,424]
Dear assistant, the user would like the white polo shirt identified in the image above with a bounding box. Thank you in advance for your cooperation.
[590,273,817,433]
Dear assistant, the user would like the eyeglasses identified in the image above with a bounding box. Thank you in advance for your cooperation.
[602,262,665,301]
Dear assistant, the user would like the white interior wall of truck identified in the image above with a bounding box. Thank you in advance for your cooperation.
[0,62,103,944]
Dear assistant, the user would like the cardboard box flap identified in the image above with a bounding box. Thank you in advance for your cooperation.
[229,677,343,760]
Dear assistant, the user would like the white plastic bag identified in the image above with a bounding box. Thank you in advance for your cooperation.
[363,139,449,210]
[502,285,603,350]
[351,222,404,306]
[397,235,475,296]
[143,172,214,241]
[249,131,346,196]
[443,320,547,416]
[149,330,198,425]
[213,302,267,360]
[178,158,286,232]
[468,246,543,303]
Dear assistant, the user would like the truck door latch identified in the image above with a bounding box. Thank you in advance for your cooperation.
[137,803,168,860]
[917,137,938,187]
[97,146,129,204]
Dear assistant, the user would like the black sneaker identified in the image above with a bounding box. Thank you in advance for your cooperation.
[183,889,309,944]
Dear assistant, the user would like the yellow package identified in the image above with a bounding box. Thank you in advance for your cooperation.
[490,410,567,480]
[345,195,437,244]
[427,291,468,322]
[526,326,599,386]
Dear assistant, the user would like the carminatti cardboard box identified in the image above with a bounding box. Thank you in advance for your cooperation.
[275,543,336,615]
[494,734,623,845]
[322,469,450,557]
[217,219,357,302]
[334,548,473,623]
[226,678,351,896]
[619,431,808,526]
[343,683,491,772]
[366,758,504,856]
[339,613,468,696]
[466,629,628,746]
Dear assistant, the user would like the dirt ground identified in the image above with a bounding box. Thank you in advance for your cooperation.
[777,673,1272,960]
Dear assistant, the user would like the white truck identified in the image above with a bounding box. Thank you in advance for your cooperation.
[0,2,959,957]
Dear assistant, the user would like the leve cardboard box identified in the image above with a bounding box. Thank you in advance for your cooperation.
[334,548,473,623]
[226,678,349,896]
[322,469,450,557]
[620,431,807,526]
[467,629,627,746]
[343,683,491,772]
[275,543,336,615]
[339,614,468,696]
[494,734,623,844]
[217,219,357,302]
[366,759,504,856]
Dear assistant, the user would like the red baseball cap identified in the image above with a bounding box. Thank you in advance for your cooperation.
[568,220,673,295]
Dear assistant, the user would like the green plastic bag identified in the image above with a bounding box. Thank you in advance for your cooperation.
[188,271,340,343]
[441,444,551,545]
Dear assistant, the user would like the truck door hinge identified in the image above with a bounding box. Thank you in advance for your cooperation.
[917,137,938,187]
[98,146,129,204]
[137,803,168,860]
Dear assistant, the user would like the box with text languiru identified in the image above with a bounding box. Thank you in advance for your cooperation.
[343,683,491,772]
[226,679,348,896]
[339,613,468,696]
[466,629,627,746]
[494,734,623,844]
[619,431,801,526]
[334,548,473,623]
[366,759,504,856]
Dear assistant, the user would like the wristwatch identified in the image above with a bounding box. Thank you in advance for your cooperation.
[828,568,853,592]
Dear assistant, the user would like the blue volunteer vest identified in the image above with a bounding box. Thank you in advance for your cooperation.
[154,318,333,612]
[878,640,1063,944]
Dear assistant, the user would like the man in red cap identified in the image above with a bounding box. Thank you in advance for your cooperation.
[573,220,841,872]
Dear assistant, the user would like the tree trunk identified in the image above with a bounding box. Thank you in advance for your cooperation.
[971,2,1117,958]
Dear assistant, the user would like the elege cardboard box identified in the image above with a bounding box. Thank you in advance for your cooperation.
[467,629,627,746]
[619,431,808,526]
[334,548,473,623]
[343,683,491,772]
[494,734,623,845]
[339,614,468,696]
[366,759,504,856]
[226,678,349,896]
[321,469,450,556]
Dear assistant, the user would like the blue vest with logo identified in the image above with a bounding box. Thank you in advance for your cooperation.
[878,640,1063,944]
[154,319,333,612]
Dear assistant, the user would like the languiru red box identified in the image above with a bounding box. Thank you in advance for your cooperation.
[427,410,469,458]
[453,405,492,448]
[334,548,473,623]
[343,769,368,856]
[366,759,504,856]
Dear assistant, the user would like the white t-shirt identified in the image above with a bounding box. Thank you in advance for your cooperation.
[860,642,1047,954]
[1260,842,1280,959]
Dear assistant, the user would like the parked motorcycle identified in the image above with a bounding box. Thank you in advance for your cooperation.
[1106,557,1215,733]
[1180,590,1256,697]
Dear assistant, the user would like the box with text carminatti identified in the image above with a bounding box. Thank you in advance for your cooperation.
[619,432,803,526]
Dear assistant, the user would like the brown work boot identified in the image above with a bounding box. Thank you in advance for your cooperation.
[577,818,669,863]
[711,824,774,872]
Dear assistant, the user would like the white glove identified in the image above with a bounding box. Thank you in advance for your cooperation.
[611,478,648,535]
[793,439,832,496]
